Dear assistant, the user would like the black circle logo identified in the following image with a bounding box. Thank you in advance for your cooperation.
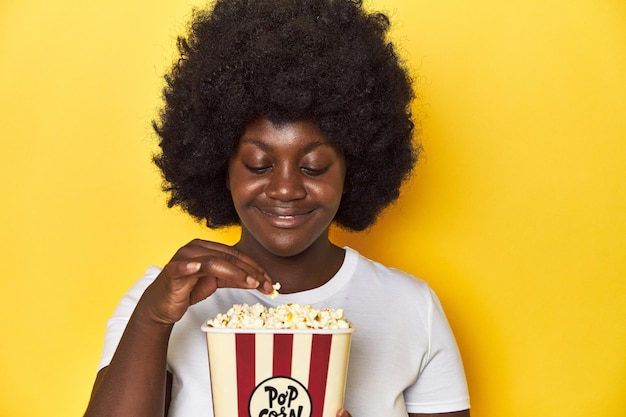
[248,376,312,417]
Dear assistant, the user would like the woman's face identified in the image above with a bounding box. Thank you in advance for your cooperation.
[228,116,346,258]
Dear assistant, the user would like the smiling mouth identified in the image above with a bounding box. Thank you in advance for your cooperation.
[257,207,313,226]
[259,207,313,217]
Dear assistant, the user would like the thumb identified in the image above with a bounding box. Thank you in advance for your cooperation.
[337,408,351,417]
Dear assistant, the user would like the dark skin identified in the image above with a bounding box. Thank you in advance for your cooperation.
[85,240,274,417]
[84,117,469,417]
[339,410,470,417]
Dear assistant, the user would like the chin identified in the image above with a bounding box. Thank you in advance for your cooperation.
[261,242,312,258]
[258,234,323,259]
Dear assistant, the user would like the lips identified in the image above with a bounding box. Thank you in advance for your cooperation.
[256,207,314,228]
[259,206,313,217]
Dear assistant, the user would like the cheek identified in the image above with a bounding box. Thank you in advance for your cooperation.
[307,180,345,206]
[229,175,265,205]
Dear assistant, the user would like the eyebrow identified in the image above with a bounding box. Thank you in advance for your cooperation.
[239,138,331,153]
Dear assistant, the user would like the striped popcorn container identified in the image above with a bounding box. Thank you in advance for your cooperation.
[200,327,355,417]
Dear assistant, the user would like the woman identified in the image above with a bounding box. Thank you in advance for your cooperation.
[85,0,470,416]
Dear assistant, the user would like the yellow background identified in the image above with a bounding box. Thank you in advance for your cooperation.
[1,0,625,416]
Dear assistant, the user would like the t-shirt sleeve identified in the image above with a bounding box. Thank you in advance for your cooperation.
[96,266,162,372]
[404,288,470,414]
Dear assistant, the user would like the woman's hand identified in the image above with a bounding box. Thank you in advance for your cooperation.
[338,409,471,417]
[136,239,273,326]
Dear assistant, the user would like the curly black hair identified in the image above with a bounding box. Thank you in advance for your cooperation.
[153,0,418,231]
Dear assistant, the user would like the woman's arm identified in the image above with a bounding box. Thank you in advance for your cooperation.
[84,240,273,417]
[84,311,174,417]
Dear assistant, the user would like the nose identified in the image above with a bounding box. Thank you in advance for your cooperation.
[264,165,307,201]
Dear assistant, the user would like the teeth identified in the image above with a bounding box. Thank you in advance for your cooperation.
[259,208,303,218]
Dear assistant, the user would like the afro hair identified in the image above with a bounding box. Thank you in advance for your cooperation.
[153,0,419,231]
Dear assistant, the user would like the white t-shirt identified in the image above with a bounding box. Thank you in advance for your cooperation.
[97,247,470,416]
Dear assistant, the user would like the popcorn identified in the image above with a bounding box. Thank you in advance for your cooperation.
[269,282,281,299]
[202,304,355,417]
[205,303,352,330]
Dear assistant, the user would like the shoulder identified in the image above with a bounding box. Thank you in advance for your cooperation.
[347,247,432,296]
[343,247,438,326]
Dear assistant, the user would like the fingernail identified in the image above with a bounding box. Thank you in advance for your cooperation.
[246,276,260,288]
[186,262,201,272]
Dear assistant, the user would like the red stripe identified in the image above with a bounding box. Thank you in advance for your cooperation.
[235,334,256,417]
[273,333,293,376]
[308,334,333,417]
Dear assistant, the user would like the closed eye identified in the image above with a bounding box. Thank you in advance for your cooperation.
[301,166,329,176]
[245,165,272,175]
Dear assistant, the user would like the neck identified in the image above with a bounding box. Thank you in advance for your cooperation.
[234,233,345,294]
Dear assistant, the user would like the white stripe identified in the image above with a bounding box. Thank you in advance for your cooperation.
[321,333,352,417]
[291,333,312,386]
[206,333,238,416]
[255,333,274,384]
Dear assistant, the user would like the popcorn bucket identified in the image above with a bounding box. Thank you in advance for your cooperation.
[201,327,354,417]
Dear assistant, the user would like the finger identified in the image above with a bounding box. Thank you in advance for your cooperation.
[137,262,204,325]
[164,255,264,295]
[215,252,275,293]
[153,262,204,303]
[191,241,274,292]
[191,240,268,275]
[174,240,272,289]
[336,409,351,417]
[153,257,251,315]
[195,255,266,290]
[185,256,270,305]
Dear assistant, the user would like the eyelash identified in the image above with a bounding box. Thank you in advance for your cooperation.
[245,165,328,176]
[245,165,272,175]
[301,167,328,176]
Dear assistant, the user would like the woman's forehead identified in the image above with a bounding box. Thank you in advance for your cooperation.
[239,117,332,148]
